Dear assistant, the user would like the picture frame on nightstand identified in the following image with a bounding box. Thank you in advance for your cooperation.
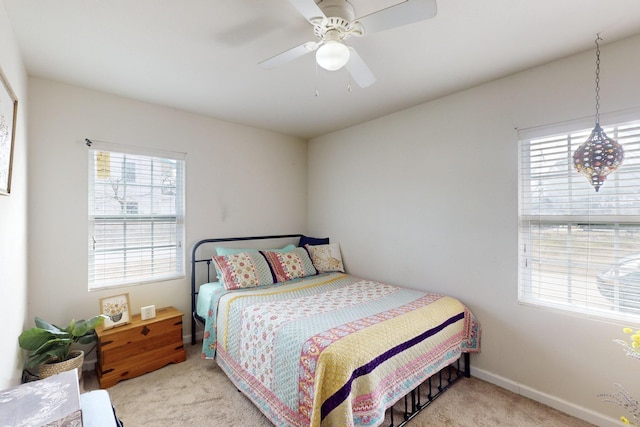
[100,293,131,329]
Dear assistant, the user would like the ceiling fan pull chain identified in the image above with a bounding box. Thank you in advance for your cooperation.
[315,61,320,97]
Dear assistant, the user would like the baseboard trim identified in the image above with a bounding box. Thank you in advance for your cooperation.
[471,367,620,427]
[186,332,202,346]
[82,356,97,372]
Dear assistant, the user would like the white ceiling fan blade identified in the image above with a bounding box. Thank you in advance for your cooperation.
[357,0,437,34]
[288,0,326,23]
[348,48,376,88]
[259,42,318,69]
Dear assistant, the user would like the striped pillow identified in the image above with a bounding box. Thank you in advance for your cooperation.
[261,247,317,283]
[212,251,274,290]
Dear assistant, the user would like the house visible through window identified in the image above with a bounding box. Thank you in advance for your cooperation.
[122,160,136,183]
[518,115,640,321]
[88,144,185,290]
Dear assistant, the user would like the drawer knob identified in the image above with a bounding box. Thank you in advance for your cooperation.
[141,325,150,336]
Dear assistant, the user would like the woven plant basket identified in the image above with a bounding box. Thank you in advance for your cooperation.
[39,350,84,380]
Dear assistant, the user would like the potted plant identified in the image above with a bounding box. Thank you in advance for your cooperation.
[18,315,106,380]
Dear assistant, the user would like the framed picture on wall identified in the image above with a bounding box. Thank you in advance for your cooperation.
[100,293,131,329]
[0,66,17,196]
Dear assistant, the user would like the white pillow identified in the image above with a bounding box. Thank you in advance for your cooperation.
[305,243,345,273]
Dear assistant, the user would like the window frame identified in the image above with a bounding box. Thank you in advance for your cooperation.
[88,142,186,290]
[518,111,640,322]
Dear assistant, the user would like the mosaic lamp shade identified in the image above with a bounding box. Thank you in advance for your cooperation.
[573,123,624,192]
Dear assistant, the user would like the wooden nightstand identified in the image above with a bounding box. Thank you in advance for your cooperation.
[95,306,187,388]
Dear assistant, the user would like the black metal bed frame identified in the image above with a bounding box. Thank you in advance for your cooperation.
[387,354,470,427]
[190,234,303,345]
[190,234,471,426]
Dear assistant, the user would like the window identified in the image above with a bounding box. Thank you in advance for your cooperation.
[88,144,185,290]
[518,115,640,321]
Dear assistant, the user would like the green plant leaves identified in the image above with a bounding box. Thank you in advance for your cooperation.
[18,314,106,369]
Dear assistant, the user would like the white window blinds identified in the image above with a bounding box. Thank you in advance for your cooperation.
[518,116,640,321]
[88,143,185,289]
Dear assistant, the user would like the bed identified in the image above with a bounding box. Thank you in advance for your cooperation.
[191,235,481,427]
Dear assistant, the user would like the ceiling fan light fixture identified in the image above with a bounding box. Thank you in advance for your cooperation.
[316,41,350,71]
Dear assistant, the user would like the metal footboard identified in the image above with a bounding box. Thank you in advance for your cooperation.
[387,353,470,427]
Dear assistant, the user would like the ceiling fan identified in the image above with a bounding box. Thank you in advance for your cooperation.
[259,0,437,88]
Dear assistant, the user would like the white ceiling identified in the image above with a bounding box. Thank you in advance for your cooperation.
[4,0,640,139]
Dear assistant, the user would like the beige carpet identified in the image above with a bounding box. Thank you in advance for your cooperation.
[83,344,594,426]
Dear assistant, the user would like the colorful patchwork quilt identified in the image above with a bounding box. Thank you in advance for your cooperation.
[201,272,480,427]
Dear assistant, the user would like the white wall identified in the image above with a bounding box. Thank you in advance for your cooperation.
[308,34,640,425]
[27,78,307,351]
[0,1,29,388]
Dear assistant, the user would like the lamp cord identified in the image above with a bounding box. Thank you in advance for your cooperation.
[315,61,320,97]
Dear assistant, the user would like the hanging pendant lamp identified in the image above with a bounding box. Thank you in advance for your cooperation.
[573,35,624,192]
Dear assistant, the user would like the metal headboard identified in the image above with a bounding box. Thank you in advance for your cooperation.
[190,234,303,345]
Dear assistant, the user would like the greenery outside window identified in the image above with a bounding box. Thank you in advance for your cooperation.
[518,114,640,321]
[88,144,185,290]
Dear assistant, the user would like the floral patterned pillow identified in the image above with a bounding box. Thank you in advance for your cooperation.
[305,243,345,273]
[261,247,317,282]
[212,251,274,290]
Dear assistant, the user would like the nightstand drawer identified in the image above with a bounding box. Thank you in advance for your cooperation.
[98,313,181,347]
[100,327,182,365]
[96,342,186,388]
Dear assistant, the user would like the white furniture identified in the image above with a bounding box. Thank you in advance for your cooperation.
[81,389,119,427]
